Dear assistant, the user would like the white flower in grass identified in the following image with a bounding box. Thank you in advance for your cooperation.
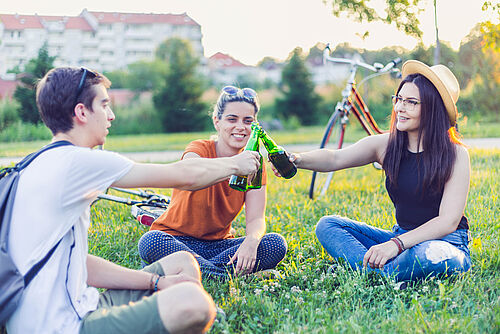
[284,308,289,313]
[297,297,304,304]
[291,286,301,294]
[285,293,291,299]
[254,288,262,296]
[263,285,269,292]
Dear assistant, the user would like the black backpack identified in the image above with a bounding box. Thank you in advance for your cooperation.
[0,141,73,326]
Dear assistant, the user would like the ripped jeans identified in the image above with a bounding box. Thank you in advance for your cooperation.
[315,215,471,282]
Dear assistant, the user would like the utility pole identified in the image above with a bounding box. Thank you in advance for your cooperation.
[433,0,441,65]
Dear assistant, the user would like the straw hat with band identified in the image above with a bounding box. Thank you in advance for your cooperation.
[401,60,460,126]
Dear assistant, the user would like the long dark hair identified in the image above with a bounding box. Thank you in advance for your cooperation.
[383,73,463,194]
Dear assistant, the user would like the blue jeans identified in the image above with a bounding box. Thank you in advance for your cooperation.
[315,215,471,282]
[138,230,287,277]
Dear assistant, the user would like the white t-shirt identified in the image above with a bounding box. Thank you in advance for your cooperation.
[6,146,133,334]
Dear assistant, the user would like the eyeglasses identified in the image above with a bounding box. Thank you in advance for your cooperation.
[392,95,421,111]
[74,67,98,106]
[222,85,257,101]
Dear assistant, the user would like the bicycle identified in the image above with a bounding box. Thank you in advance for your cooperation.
[308,44,402,199]
[93,187,170,226]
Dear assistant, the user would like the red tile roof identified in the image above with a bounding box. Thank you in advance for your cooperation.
[0,14,44,29]
[88,11,200,26]
[38,16,93,31]
[209,52,247,68]
[0,11,198,31]
[0,79,18,99]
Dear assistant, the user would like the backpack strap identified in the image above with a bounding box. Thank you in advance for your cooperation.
[15,140,74,172]
[0,141,74,179]
[2,140,74,286]
[24,238,63,286]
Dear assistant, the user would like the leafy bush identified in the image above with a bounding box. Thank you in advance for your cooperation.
[109,100,163,136]
[0,120,51,142]
[0,99,20,130]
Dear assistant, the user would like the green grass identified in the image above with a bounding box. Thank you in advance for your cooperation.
[89,148,499,333]
[2,121,499,158]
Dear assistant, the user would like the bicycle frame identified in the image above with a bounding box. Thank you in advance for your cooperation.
[323,46,400,136]
[94,187,170,226]
[308,46,401,199]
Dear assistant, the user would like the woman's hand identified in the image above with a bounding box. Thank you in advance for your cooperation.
[271,153,301,177]
[363,240,400,269]
[227,237,260,275]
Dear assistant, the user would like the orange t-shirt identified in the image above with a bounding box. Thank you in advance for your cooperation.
[150,140,267,240]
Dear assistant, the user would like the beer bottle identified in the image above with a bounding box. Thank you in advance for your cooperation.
[247,142,263,189]
[259,128,297,179]
[229,122,262,191]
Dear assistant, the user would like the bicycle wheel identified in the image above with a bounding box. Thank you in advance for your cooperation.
[308,109,345,199]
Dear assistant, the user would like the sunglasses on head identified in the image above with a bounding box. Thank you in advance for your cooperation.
[74,67,98,106]
[222,85,257,100]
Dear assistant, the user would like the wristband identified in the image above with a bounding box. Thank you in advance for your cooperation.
[154,275,161,292]
[149,273,159,291]
[390,237,404,255]
[395,236,405,250]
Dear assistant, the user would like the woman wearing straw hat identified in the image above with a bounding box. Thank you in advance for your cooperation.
[287,60,471,282]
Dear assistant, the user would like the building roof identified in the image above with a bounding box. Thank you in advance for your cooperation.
[208,52,247,68]
[0,11,199,31]
[0,14,44,29]
[38,16,94,31]
[88,11,200,26]
[0,78,18,99]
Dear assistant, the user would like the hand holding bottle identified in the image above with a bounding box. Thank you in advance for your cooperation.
[231,150,261,177]
[259,128,297,179]
[229,122,263,191]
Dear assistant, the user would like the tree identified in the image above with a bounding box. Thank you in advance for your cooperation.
[458,25,500,120]
[275,48,321,125]
[153,38,208,132]
[480,1,500,52]
[324,0,424,38]
[13,43,55,124]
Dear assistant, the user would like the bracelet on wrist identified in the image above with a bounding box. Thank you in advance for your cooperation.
[390,237,404,255]
[395,236,406,250]
[149,273,158,291]
[154,275,161,292]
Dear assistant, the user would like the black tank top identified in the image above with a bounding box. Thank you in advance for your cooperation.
[385,150,468,230]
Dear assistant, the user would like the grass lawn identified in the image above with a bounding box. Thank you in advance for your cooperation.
[90,148,499,333]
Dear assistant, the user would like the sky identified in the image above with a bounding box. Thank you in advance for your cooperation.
[2,0,495,65]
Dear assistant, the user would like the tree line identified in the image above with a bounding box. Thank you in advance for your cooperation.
[1,23,498,138]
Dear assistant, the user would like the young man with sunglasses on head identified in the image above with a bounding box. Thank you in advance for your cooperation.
[5,68,261,334]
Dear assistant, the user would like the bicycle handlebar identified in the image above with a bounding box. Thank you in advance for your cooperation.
[323,45,401,74]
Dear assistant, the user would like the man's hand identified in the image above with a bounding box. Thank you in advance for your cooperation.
[363,241,399,269]
[156,273,201,291]
[227,237,260,275]
[232,151,261,176]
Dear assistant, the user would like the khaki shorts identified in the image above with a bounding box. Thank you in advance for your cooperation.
[80,262,169,334]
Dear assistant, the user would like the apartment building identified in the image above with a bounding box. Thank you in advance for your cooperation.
[0,9,203,79]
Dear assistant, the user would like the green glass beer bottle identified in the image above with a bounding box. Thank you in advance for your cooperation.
[229,122,262,191]
[260,127,297,179]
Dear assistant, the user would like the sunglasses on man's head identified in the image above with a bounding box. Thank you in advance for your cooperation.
[74,67,98,106]
[222,85,257,100]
